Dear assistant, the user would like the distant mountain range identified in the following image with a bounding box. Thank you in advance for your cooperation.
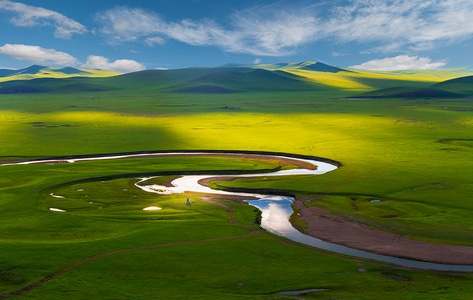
[0,62,344,79]
[0,62,472,99]
[219,61,346,73]
[0,65,119,82]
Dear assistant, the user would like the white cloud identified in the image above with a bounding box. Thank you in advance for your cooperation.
[0,43,78,65]
[145,36,166,46]
[81,55,145,73]
[95,1,473,57]
[165,19,228,47]
[331,52,345,57]
[253,58,262,64]
[95,7,164,42]
[327,0,473,52]
[349,55,447,70]
[228,6,321,56]
[96,7,230,48]
[0,0,87,38]
[95,5,320,56]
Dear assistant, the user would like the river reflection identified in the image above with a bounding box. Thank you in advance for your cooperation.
[4,151,472,272]
[246,197,473,272]
[134,154,473,272]
[246,198,295,235]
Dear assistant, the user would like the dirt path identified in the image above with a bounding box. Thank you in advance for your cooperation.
[201,197,238,225]
[0,194,261,299]
[3,151,472,298]
[0,231,260,299]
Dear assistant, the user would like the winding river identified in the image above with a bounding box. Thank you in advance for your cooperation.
[2,151,473,272]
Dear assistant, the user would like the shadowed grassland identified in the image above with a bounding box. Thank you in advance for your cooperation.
[1,85,473,298]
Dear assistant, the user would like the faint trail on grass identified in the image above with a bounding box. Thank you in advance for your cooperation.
[0,232,260,299]
[201,198,237,225]
[201,197,262,231]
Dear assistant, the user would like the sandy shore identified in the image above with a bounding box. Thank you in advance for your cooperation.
[293,200,473,265]
[187,153,473,266]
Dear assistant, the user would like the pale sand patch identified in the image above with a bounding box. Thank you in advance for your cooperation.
[49,208,66,212]
[294,202,473,265]
[50,193,65,199]
[143,206,162,211]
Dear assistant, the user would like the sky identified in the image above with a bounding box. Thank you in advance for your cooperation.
[1,0,473,73]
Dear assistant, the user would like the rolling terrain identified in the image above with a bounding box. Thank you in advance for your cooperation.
[0,65,119,83]
[1,62,472,98]
[1,61,473,299]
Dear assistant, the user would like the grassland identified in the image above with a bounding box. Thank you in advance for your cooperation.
[1,67,473,299]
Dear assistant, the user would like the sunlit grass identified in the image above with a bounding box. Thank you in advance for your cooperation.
[0,68,119,82]
[359,68,473,81]
[1,88,473,298]
[1,108,389,158]
[283,67,471,91]
[287,69,374,90]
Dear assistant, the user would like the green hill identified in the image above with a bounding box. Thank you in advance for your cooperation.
[432,75,473,94]
[352,86,468,99]
[350,74,473,99]
[169,68,323,93]
[288,61,346,73]
[1,63,472,96]
[0,77,116,94]
[0,65,119,82]
[0,65,46,77]
[110,67,325,93]
[0,67,324,94]
[248,61,346,73]
[56,67,91,75]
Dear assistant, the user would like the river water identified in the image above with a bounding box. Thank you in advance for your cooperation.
[245,197,473,272]
[3,152,472,272]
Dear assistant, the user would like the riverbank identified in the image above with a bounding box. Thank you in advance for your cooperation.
[5,150,471,267]
[293,200,473,265]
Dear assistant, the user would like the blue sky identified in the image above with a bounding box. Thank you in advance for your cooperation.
[1,0,472,72]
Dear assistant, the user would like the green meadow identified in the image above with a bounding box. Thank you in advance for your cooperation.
[1,66,473,299]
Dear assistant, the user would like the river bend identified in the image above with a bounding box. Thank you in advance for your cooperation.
[2,151,472,272]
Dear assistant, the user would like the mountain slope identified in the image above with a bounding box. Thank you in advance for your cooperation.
[350,74,473,99]
[251,61,346,73]
[0,65,119,82]
[1,62,472,95]
[0,67,324,94]
[352,86,468,99]
[252,61,473,91]
[95,67,326,93]
[0,65,46,77]
[169,68,324,93]
[432,75,473,94]
[0,77,117,94]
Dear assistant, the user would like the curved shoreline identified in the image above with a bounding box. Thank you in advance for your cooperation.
[293,202,473,266]
[3,150,473,271]
[0,149,342,167]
